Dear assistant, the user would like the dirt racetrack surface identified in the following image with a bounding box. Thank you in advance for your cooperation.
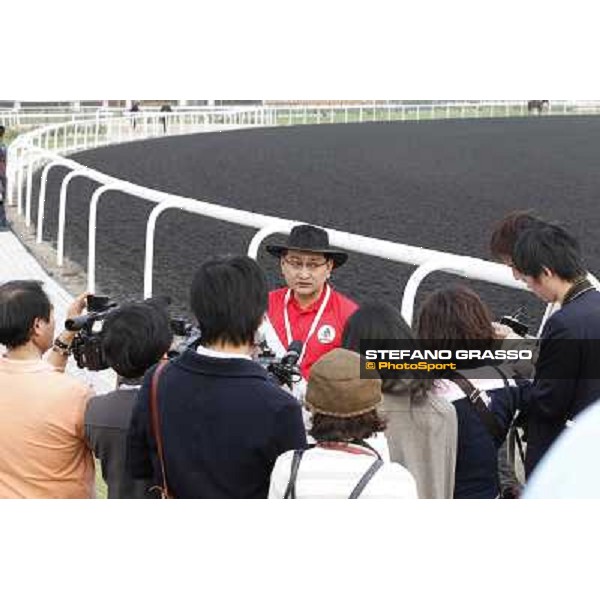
[29,116,600,331]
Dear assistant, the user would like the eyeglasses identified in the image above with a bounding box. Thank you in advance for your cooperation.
[283,256,329,271]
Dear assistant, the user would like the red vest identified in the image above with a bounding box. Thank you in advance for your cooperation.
[267,285,358,380]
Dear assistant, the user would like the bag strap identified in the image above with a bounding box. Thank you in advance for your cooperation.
[492,365,517,413]
[448,371,505,444]
[149,360,171,499]
[349,458,384,499]
[283,449,305,499]
[492,365,526,466]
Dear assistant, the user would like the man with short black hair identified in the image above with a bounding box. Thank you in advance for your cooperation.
[0,280,94,498]
[85,300,173,498]
[127,255,307,498]
[511,224,600,475]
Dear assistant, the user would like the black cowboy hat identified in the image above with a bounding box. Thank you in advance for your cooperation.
[266,224,348,268]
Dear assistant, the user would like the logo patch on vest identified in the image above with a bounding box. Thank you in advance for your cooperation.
[317,324,336,344]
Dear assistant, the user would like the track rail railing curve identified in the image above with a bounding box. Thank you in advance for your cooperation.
[9,101,600,329]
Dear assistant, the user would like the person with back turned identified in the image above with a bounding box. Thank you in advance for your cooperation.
[0,280,94,498]
[127,255,307,498]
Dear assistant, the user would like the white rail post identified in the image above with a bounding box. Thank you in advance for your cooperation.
[143,204,165,298]
[88,184,122,294]
[37,159,66,243]
[247,222,296,259]
[17,147,25,215]
[400,257,526,326]
[25,151,36,227]
[57,170,89,266]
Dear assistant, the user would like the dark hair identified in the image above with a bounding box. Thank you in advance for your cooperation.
[512,224,586,281]
[489,211,546,261]
[190,255,267,346]
[416,286,496,372]
[0,280,52,349]
[0,125,5,137]
[416,285,495,348]
[309,410,386,442]
[101,301,173,379]
[341,301,428,395]
[341,301,412,353]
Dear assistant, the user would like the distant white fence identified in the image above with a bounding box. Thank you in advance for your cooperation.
[11,100,598,328]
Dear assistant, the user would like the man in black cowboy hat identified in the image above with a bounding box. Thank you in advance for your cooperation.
[262,224,357,385]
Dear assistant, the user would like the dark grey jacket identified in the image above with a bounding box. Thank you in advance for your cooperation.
[85,387,154,499]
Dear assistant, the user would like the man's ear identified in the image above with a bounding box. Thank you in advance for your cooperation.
[29,317,45,343]
[541,266,554,279]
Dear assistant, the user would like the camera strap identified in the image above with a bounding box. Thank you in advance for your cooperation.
[448,371,505,444]
[149,360,173,499]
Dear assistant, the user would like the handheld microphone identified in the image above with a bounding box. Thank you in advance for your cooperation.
[283,340,303,366]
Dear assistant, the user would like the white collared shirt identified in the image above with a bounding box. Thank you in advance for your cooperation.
[196,344,253,361]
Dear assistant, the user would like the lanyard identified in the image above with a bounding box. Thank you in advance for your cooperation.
[284,283,332,366]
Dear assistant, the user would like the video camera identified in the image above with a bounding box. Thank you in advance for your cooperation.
[167,317,201,358]
[65,295,116,370]
[256,340,303,389]
[65,295,200,370]
[499,306,530,337]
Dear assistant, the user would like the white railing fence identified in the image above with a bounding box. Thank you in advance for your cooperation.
[8,100,600,327]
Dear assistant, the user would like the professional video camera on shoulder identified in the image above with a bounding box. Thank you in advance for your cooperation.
[66,295,200,371]
[65,295,116,370]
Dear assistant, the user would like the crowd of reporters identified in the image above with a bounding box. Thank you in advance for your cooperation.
[1,212,599,499]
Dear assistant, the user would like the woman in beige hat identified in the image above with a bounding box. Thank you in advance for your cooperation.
[268,348,418,499]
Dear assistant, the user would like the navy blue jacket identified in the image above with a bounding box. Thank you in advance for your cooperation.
[437,368,526,499]
[127,350,307,498]
[525,288,600,476]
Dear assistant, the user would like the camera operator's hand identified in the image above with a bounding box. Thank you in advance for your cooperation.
[60,292,90,343]
[47,291,89,371]
[66,291,90,320]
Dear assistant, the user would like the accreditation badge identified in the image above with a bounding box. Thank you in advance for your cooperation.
[317,324,336,344]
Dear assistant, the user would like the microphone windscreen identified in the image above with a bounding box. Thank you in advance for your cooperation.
[288,340,303,355]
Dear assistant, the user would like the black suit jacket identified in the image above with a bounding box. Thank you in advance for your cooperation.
[526,288,600,475]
